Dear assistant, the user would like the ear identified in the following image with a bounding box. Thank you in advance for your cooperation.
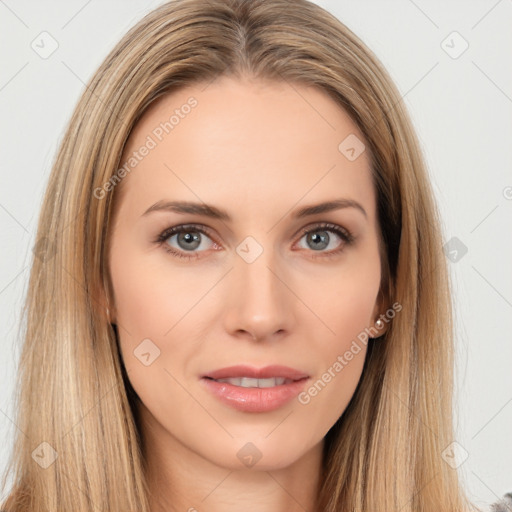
[370,287,390,337]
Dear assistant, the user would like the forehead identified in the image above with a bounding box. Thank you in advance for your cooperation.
[116,76,375,221]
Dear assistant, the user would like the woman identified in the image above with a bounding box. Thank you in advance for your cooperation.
[0,0,507,510]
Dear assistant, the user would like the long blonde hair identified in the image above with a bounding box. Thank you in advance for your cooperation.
[1,0,479,510]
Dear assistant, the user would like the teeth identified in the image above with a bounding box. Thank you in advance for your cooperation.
[214,377,292,388]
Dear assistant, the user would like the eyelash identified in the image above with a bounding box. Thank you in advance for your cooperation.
[154,222,355,261]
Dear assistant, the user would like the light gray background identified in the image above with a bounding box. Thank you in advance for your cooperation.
[1,0,511,508]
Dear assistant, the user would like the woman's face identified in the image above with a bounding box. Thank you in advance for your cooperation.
[108,76,385,472]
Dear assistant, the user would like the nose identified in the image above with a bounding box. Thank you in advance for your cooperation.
[223,246,296,342]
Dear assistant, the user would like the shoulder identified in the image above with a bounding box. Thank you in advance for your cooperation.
[488,492,512,512]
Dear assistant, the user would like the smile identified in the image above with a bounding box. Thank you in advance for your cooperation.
[208,376,294,387]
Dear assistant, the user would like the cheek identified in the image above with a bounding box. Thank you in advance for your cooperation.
[108,247,201,423]
[109,247,204,340]
[293,251,380,423]
[109,245,221,399]
[302,250,381,345]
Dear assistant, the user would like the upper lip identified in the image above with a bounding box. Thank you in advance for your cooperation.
[202,365,309,381]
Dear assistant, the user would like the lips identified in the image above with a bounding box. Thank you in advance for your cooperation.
[200,365,310,412]
[201,364,309,381]
[200,366,310,413]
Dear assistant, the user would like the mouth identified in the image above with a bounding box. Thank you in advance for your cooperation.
[202,376,299,387]
[200,365,310,412]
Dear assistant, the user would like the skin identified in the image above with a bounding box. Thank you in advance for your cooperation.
[107,75,388,512]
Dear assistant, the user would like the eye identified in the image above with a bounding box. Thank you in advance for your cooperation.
[295,222,354,258]
[154,222,355,261]
[154,224,219,260]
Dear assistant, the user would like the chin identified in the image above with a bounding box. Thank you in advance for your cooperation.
[204,435,315,472]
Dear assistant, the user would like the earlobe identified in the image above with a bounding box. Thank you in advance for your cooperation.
[373,316,388,337]
[370,289,391,337]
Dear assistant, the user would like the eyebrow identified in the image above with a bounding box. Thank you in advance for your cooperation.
[142,198,367,220]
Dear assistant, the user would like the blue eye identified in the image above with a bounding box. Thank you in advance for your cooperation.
[296,222,354,258]
[154,222,354,260]
[155,224,216,260]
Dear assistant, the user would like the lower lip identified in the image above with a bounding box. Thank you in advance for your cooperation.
[200,377,309,412]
